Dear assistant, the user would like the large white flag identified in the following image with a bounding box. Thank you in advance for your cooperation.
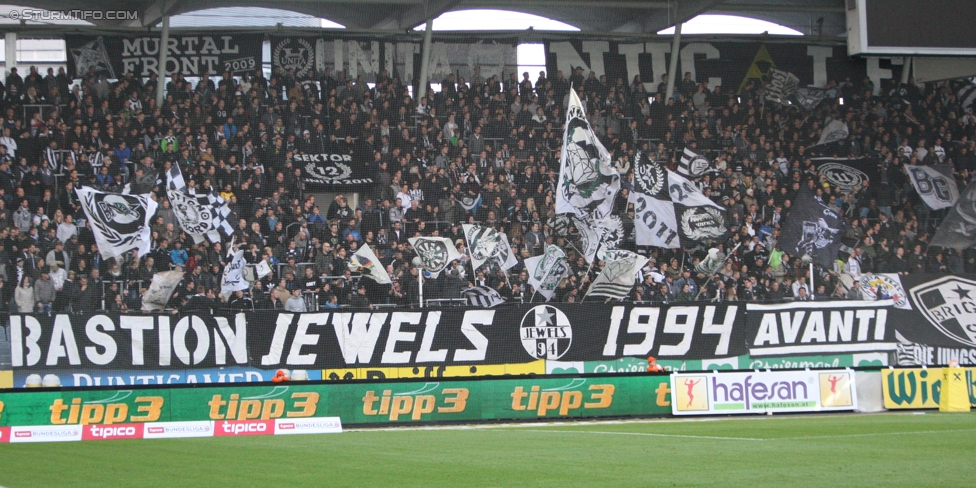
[350,244,392,285]
[221,250,249,294]
[409,236,462,278]
[141,270,183,311]
[816,119,849,146]
[556,89,620,220]
[76,187,158,260]
[586,250,649,301]
[906,164,959,210]
[524,244,570,302]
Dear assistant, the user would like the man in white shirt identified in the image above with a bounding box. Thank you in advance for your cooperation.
[0,127,17,158]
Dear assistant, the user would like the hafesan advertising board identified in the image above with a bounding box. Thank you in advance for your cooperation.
[671,370,857,415]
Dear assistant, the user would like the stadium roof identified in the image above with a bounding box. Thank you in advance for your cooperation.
[4,0,847,36]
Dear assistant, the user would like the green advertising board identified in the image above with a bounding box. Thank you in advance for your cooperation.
[0,374,673,427]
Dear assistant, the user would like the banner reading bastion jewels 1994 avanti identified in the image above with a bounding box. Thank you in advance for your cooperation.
[4,274,976,388]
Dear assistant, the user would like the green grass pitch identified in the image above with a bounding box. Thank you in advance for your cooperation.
[1,412,973,487]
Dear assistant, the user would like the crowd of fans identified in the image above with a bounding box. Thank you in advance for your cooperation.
[0,57,974,313]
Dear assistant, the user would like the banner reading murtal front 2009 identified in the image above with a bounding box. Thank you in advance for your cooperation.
[670,370,857,415]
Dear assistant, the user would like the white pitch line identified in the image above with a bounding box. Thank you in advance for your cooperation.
[513,429,764,441]
[774,428,976,441]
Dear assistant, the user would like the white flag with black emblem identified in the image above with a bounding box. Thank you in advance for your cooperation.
[141,270,183,311]
[409,236,462,278]
[167,164,235,244]
[350,244,392,285]
[678,147,716,179]
[492,232,519,271]
[463,224,502,271]
[462,286,506,308]
[816,119,849,146]
[906,164,959,210]
[221,250,249,294]
[524,244,569,301]
[629,152,681,248]
[586,250,649,300]
[76,187,158,260]
[556,89,621,220]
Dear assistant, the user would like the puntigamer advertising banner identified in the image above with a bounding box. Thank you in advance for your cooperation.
[670,370,857,415]
[0,374,673,432]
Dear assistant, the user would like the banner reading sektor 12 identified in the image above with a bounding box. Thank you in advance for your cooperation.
[0,375,672,428]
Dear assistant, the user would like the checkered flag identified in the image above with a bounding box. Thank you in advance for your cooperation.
[166,164,235,244]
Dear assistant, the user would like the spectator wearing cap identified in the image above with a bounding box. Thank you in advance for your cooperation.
[34,268,56,313]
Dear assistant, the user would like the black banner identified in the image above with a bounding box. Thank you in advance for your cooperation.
[9,274,976,379]
[295,152,375,189]
[270,35,517,89]
[7,303,745,372]
[65,34,264,79]
[545,39,905,95]
[895,274,976,366]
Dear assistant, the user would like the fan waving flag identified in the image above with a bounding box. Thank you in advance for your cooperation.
[350,244,392,285]
[794,87,826,110]
[525,244,570,302]
[779,186,846,266]
[556,88,620,220]
[221,250,249,294]
[586,250,649,301]
[76,187,158,260]
[906,164,959,210]
[816,119,849,146]
[629,152,681,249]
[409,237,462,278]
[491,232,519,271]
[141,270,183,311]
[930,180,976,250]
[763,69,800,105]
[667,170,729,246]
[167,164,235,244]
[678,147,716,179]
[463,224,502,271]
[462,286,506,308]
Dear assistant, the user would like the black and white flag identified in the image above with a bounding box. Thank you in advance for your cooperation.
[668,170,728,246]
[491,232,519,271]
[167,164,235,244]
[461,286,506,308]
[556,89,621,220]
[574,215,625,264]
[463,224,501,270]
[678,147,716,179]
[816,119,849,146]
[794,87,826,111]
[906,164,959,210]
[76,187,157,260]
[930,180,976,250]
[629,152,680,249]
[763,69,800,105]
[524,244,569,301]
[409,236,462,278]
[586,250,648,300]
[779,186,846,266]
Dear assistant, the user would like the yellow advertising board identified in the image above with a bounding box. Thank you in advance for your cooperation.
[322,361,546,381]
[882,368,976,409]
